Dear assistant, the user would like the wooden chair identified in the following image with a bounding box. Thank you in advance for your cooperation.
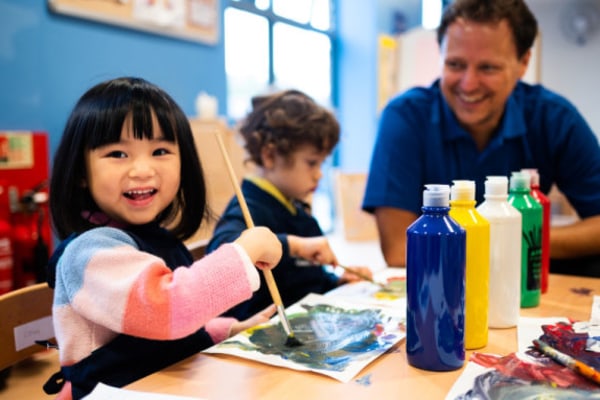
[0,283,55,371]
[333,171,379,242]
[184,118,252,253]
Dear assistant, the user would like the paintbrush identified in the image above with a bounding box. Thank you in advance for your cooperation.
[214,131,302,347]
[335,264,387,289]
[533,339,600,385]
[297,258,388,290]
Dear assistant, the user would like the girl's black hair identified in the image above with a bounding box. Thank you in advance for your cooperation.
[49,76,208,240]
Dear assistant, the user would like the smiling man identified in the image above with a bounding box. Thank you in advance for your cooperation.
[362,0,600,276]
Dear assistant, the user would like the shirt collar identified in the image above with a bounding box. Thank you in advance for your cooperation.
[246,175,297,215]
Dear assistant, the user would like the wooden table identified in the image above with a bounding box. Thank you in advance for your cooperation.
[128,274,599,400]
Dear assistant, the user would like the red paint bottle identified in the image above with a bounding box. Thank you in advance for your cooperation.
[521,169,550,293]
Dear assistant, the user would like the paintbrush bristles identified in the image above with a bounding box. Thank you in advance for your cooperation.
[285,335,303,347]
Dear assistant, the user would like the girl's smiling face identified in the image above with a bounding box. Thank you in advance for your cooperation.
[84,112,181,226]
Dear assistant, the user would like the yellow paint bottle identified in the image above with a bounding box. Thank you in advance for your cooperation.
[449,180,490,350]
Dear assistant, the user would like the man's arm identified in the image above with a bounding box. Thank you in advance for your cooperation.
[373,207,418,267]
[550,214,600,259]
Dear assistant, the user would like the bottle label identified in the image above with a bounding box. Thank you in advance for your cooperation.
[523,226,541,291]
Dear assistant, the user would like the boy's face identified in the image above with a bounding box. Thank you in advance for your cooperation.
[84,113,181,226]
[264,145,328,201]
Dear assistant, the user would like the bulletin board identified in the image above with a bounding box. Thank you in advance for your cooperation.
[48,0,220,45]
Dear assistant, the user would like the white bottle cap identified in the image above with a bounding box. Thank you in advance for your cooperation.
[451,180,475,201]
[521,168,539,186]
[423,184,450,207]
[484,176,509,196]
[510,171,530,191]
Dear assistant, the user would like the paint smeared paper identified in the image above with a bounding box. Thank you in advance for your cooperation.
[204,293,406,382]
[447,353,600,399]
[447,320,600,399]
[326,268,407,309]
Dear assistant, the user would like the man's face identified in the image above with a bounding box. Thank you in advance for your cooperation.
[439,18,530,142]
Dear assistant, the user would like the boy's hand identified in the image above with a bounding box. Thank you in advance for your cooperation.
[338,266,374,285]
[287,235,338,265]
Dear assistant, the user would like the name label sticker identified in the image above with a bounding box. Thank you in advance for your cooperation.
[13,316,54,351]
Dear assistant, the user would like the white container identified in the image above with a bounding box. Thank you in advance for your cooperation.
[476,176,522,328]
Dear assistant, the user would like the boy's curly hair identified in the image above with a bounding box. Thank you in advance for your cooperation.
[239,89,340,166]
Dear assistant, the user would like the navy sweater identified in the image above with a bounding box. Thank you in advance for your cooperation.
[207,179,339,320]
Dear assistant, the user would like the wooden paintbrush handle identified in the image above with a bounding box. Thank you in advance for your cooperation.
[263,269,284,306]
[214,131,284,307]
[214,133,253,228]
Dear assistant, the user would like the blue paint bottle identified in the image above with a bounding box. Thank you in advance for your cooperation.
[406,184,466,371]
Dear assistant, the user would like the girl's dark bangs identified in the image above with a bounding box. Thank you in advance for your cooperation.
[151,102,177,142]
[86,87,177,148]
[130,99,156,141]
[85,104,129,148]
[131,92,177,142]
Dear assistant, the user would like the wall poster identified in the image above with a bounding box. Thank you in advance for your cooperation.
[48,0,220,45]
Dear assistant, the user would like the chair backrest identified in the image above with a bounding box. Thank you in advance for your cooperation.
[334,171,379,242]
[184,118,252,249]
[0,283,55,370]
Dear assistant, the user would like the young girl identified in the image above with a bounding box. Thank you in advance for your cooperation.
[44,77,282,400]
[207,89,373,320]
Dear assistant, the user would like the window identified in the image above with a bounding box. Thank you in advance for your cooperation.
[224,0,335,119]
[422,0,454,29]
[422,0,442,30]
[224,7,270,119]
[224,0,336,231]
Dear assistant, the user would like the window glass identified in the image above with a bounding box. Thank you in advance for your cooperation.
[272,0,312,24]
[272,0,330,30]
[422,0,442,29]
[273,22,331,106]
[311,0,331,31]
[255,0,270,11]
[224,8,270,119]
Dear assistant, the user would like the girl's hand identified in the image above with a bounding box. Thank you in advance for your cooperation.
[229,304,277,337]
[338,266,374,285]
[235,226,282,270]
[287,235,338,266]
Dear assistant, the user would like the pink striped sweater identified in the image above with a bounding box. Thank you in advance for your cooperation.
[51,226,259,399]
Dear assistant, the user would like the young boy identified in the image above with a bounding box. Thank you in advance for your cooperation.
[207,89,372,320]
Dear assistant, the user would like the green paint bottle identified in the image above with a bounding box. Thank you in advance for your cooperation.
[508,172,542,308]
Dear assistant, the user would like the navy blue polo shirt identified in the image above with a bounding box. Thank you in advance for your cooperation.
[362,80,600,218]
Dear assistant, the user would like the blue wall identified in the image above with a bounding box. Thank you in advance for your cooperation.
[336,2,378,173]
[0,0,425,174]
[0,0,227,159]
[336,0,421,172]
